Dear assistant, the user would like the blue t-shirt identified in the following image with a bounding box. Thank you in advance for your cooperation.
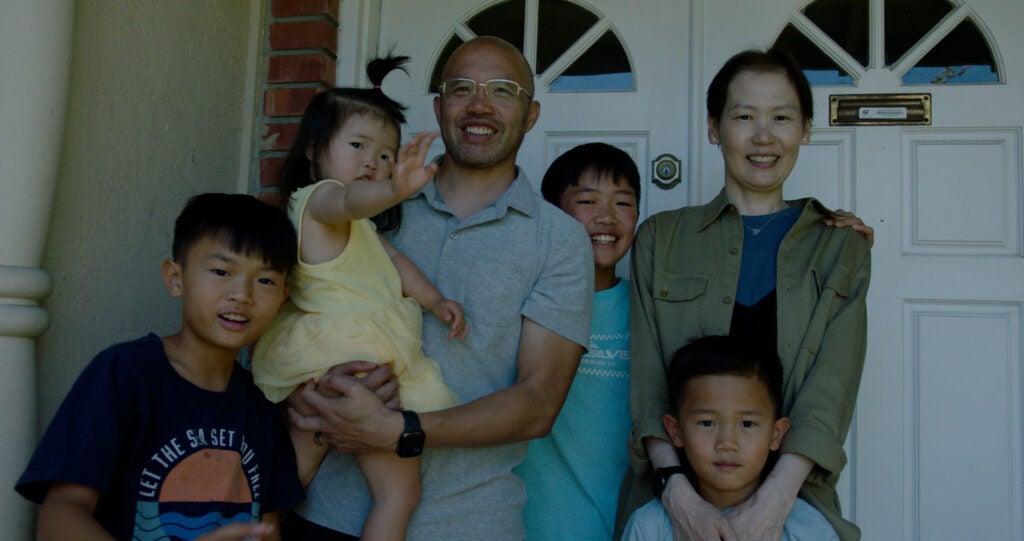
[622,497,839,541]
[516,279,631,540]
[16,334,304,540]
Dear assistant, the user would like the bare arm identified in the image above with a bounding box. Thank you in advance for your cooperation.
[307,132,438,225]
[378,233,467,339]
[37,483,115,540]
[289,317,583,452]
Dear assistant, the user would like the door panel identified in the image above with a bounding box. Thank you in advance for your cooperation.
[701,1,1024,538]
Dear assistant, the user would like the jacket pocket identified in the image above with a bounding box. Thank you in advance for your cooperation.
[812,263,852,299]
[651,271,708,302]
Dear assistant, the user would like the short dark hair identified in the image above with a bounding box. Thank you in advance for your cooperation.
[666,335,784,418]
[706,47,813,124]
[540,142,641,206]
[278,55,410,233]
[172,193,297,273]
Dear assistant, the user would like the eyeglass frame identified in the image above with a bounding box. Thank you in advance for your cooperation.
[437,78,535,102]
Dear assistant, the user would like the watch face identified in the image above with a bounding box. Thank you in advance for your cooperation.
[397,430,425,458]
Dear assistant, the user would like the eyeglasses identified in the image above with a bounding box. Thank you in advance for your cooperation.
[438,78,534,102]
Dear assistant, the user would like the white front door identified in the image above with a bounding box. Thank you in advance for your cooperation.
[364,1,1024,539]
[375,0,692,220]
[699,1,1024,539]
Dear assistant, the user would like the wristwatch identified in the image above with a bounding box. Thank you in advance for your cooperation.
[650,466,687,499]
[395,410,425,458]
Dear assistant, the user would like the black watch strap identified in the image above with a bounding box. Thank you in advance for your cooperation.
[395,410,425,458]
[650,466,687,499]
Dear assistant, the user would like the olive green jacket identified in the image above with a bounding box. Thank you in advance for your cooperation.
[622,189,871,541]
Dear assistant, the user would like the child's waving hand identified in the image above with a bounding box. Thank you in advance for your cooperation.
[391,131,439,200]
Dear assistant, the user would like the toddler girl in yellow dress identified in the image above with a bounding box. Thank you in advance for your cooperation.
[252,56,463,541]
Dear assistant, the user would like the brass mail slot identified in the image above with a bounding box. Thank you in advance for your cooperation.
[829,93,931,126]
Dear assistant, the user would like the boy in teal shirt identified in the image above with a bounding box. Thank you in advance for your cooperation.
[516,143,640,540]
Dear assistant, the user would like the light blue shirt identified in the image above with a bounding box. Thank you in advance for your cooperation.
[517,279,631,540]
[622,497,840,541]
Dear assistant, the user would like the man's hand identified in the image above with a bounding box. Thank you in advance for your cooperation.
[288,371,405,454]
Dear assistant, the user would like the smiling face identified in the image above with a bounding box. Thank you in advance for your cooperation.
[708,69,810,208]
[164,235,289,356]
[664,373,789,510]
[558,168,638,291]
[433,38,540,171]
[317,113,398,183]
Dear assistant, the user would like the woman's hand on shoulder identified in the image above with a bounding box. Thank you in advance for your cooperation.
[663,476,738,541]
[822,209,874,248]
[390,131,439,200]
[725,479,793,541]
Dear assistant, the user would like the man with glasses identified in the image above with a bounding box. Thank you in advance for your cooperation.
[287,36,594,541]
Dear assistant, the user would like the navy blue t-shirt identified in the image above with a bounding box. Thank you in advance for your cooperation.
[16,334,304,540]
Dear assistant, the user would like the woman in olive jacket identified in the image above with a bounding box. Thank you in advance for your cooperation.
[623,48,871,541]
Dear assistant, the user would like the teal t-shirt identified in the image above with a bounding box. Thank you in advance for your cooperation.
[516,279,631,540]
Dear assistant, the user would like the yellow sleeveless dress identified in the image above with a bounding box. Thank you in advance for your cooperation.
[252,179,459,411]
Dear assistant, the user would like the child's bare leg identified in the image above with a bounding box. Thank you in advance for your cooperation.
[356,451,422,541]
[285,382,339,487]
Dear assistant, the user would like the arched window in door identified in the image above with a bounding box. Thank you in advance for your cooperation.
[773,0,1000,86]
[427,0,634,95]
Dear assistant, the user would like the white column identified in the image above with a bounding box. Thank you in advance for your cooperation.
[0,0,75,536]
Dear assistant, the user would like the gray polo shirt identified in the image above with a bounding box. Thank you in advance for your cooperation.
[295,169,593,540]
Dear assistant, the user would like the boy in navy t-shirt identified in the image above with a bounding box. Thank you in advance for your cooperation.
[17,193,304,540]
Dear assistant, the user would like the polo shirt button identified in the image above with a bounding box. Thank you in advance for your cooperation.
[722,296,732,305]
[729,247,739,255]
[449,233,458,240]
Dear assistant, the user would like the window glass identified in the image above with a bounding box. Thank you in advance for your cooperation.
[775,24,854,86]
[802,0,869,67]
[466,0,525,51]
[428,0,634,94]
[885,0,952,65]
[902,18,999,84]
[550,31,634,92]
[537,0,598,74]
[777,0,997,86]
[429,36,465,95]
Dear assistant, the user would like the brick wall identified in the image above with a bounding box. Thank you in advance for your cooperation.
[257,0,340,204]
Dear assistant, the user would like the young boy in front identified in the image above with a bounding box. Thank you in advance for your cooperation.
[621,335,838,540]
[516,142,640,540]
[16,193,305,541]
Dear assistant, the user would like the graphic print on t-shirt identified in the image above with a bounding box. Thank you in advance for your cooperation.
[133,427,263,540]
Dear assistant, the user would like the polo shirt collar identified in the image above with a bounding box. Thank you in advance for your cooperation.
[412,165,538,218]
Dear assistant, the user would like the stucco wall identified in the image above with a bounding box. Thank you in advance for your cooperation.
[36,0,262,426]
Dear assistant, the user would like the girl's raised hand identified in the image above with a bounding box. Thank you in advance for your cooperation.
[391,131,439,200]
